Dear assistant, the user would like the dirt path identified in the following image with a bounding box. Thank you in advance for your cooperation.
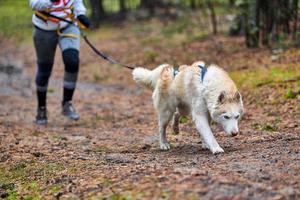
[0,33,299,199]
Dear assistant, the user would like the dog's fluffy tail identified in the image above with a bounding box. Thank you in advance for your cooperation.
[132,64,171,89]
[132,67,153,88]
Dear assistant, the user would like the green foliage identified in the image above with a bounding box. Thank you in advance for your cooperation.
[103,193,133,200]
[161,189,172,199]
[93,73,104,82]
[5,189,17,200]
[1,183,15,191]
[0,0,33,40]
[22,195,40,200]
[102,0,141,13]
[179,116,189,124]
[0,183,17,200]
[144,49,159,62]
[253,122,278,132]
[94,146,112,154]
[162,17,190,36]
[0,160,68,199]
[260,124,278,132]
[11,162,27,171]
[235,0,246,7]
[230,66,300,89]
[49,185,61,194]
[47,88,55,94]
[285,88,299,99]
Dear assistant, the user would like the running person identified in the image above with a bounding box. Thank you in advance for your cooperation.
[29,0,90,124]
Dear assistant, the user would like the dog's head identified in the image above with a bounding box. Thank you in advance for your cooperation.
[211,91,244,136]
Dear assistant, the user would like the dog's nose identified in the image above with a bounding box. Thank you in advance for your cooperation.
[231,132,238,137]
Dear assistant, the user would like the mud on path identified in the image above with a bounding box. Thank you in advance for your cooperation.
[0,33,299,199]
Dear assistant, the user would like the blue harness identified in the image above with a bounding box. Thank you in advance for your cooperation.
[173,64,207,82]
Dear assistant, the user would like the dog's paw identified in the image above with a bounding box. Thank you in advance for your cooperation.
[160,142,171,150]
[202,142,209,150]
[211,146,224,154]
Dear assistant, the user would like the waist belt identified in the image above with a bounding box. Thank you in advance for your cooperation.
[35,11,79,38]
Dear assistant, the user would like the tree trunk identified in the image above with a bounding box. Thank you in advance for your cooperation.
[141,0,156,16]
[89,0,105,29]
[280,0,291,34]
[206,0,217,35]
[190,0,196,10]
[119,0,127,17]
[261,0,275,46]
[252,0,260,47]
[293,0,298,39]
[229,0,235,7]
[242,1,252,47]
[241,0,260,47]
[237,0,298,47]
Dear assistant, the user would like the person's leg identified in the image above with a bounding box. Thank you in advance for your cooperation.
[59,25,81,120]
[62,49,79,104]
[33,28,58,124]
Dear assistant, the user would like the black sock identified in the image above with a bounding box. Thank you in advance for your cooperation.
[63,87,75,105]
[37,91,47,108]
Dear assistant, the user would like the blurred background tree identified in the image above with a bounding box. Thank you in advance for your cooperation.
[84,0,298,47]
[231,0,299,47]
[0,0,298,48]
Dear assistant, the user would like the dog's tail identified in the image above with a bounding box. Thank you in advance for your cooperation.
[132,64,171,89]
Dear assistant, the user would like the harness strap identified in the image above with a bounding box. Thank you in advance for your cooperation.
[35,11,56,23]
[45,6,73,12]
[35,11,82,38]
[56,26,79,38]
[35,11,73,24]
[198,64,207,82]
[173,64,207,82]
[173,69,179,77]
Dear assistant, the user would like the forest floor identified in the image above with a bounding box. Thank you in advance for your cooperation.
[0,19,299,200]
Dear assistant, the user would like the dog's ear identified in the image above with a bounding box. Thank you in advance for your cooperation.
[234,91,241,102]
[218,91,226,104]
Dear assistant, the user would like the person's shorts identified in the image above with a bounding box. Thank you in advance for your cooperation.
[33,24,80,56]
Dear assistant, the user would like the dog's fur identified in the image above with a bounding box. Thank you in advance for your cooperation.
[132,61,244,154]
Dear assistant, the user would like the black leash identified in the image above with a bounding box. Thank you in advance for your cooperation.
[82,35,135,70]
[39,12,136,70]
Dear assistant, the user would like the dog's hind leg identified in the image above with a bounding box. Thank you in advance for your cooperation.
[172,110,180,135]
[158,109,174,150]
[153,65,175,150]
[172,104,190,135]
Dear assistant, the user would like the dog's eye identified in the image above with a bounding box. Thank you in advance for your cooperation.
[223,115,230,120]
[235,115,240,119]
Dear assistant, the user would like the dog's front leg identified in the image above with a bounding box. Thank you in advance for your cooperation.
[193,113,224,154]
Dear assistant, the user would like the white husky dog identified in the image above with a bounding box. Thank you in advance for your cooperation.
[132,61,244,154]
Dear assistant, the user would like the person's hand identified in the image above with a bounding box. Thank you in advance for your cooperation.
[77,15,90,29]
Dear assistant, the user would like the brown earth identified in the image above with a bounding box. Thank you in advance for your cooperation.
[0,23,299,199]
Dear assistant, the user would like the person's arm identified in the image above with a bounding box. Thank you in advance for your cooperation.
[29,0,56,11]
[73,0,87,16]
[73,0,90,28]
